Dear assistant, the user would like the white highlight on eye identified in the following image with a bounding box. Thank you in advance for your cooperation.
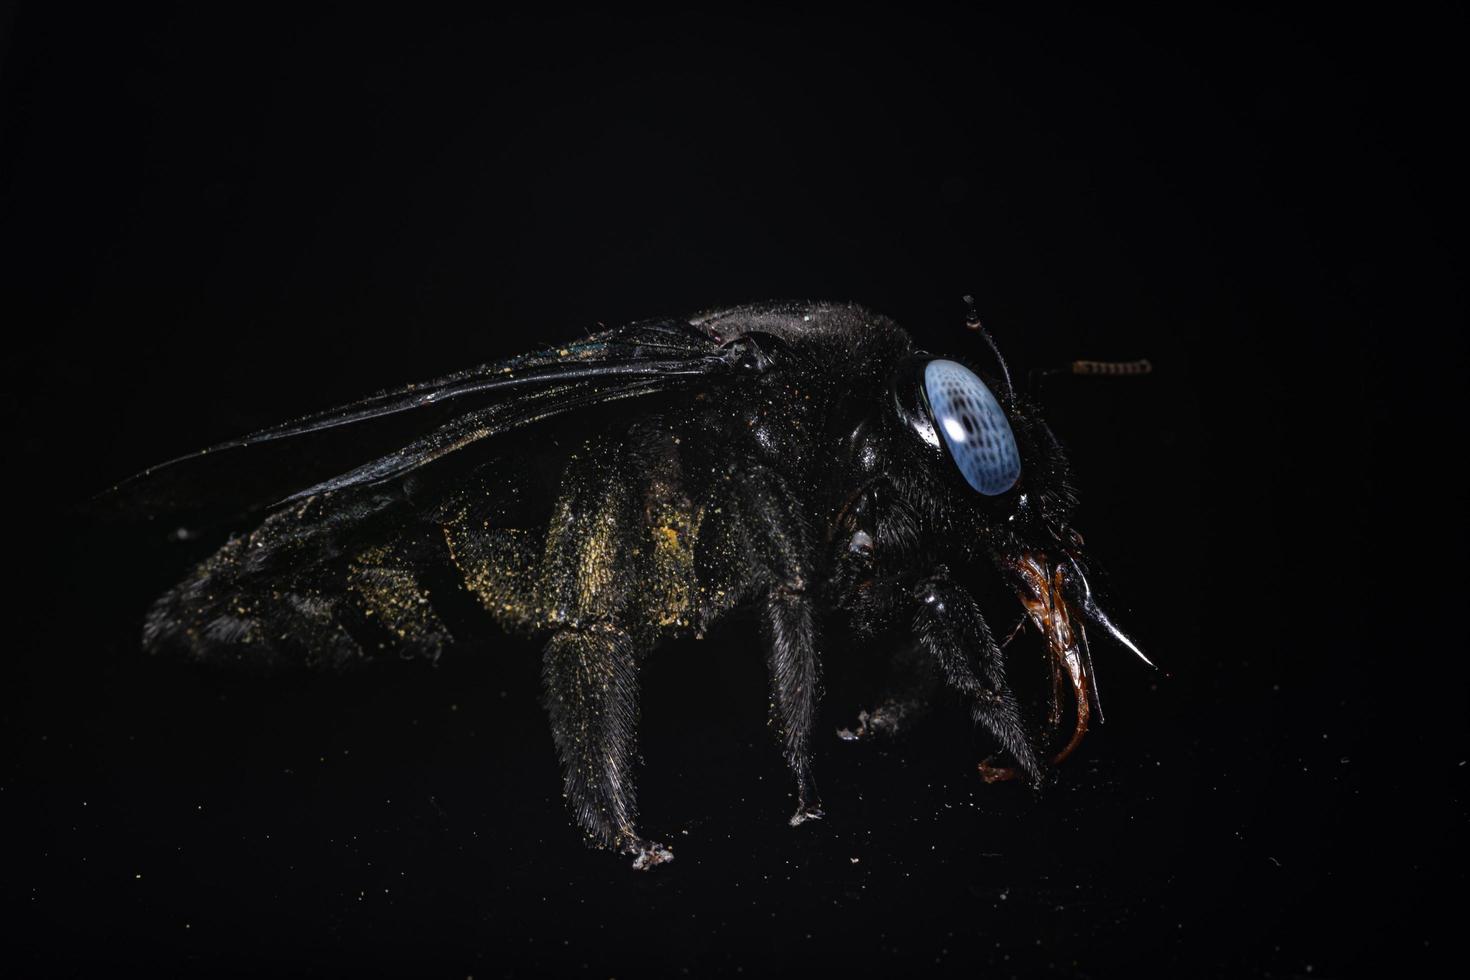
[942,417,968,442]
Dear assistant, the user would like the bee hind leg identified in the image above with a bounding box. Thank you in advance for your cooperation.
[541,622,673,870]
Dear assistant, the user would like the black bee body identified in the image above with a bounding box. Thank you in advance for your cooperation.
[120,300,1146,870]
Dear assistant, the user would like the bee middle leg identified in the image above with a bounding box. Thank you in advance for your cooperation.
[732,466,825,826]
[761,582,824,825]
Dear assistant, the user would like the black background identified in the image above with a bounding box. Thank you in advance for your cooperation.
[2,4,1463,976]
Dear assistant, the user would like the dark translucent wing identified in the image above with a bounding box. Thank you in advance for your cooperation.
[278,377,668,503]
[98,317,759,525]
[192,319,727,447]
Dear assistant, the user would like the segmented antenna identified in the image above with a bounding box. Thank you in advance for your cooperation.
[1028,357,1154,394]
[1068,359,1153,376]
[962,294,1013,392]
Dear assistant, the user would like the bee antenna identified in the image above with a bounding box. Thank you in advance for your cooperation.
[961,294,1013,393]
[1027,358,1154,396]
[1068,359,1153,377]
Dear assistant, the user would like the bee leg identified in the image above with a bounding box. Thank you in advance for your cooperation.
[541,623,672,870]
[911,574,1044,789]
[837,641,939,741]
[737,467,824,827]
[761,582,825,826]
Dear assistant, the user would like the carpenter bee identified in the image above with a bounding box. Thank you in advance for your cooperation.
[104,299,1151,870]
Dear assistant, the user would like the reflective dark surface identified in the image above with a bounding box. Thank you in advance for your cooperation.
[2,5,1461,976]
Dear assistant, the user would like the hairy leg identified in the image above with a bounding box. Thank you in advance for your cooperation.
[542,622,672,869]
[760,583,823,824]
[911,572,1044,788]
[735,465,824,825]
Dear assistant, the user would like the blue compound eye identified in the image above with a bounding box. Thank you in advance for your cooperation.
[923,359,1021,496]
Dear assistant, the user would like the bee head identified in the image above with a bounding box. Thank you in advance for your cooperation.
[871,301,1154,723]
[880,302,1079,555]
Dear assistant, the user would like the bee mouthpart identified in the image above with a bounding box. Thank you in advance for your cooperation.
[983,547,1155,783]
[1023,552,1095,755]
[1062,554,1154,669]
[979,552,1097,783]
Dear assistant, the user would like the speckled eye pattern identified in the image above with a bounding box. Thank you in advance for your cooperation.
[923,359,1021,496]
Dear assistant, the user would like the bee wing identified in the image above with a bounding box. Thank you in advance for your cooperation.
[97,317,765,525]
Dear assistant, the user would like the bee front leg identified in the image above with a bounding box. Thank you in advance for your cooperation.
[910,571,1044,789]
[541,623,673,870]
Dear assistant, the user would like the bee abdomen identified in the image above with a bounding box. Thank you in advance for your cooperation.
[144,506,456,671]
